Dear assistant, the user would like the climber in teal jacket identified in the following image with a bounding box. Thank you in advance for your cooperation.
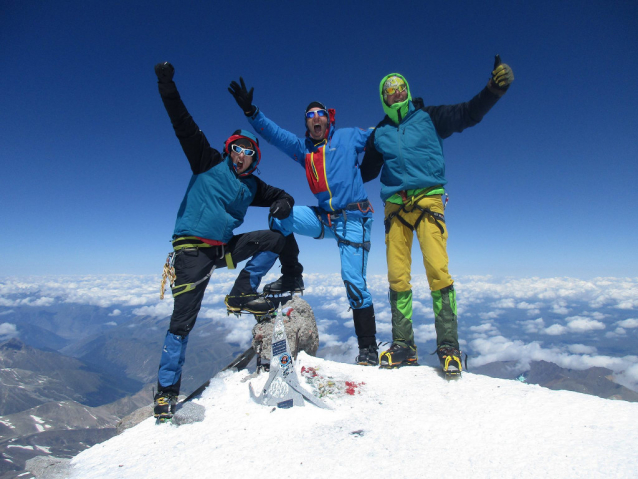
[361,56,514,374]
[152,63,303,420]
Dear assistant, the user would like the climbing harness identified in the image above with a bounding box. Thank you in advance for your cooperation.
[384,192,446,235]
[310,201,373,252]
[159,237,230,299]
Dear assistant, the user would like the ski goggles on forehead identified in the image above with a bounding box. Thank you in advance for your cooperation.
[231,144,255,156]
[305,109,328,119]
[384,83,406,95]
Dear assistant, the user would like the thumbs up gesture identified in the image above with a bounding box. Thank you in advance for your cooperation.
[489,55,514,95]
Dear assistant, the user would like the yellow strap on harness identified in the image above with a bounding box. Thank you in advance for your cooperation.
[225,252,235,270]
[159,240,232,299]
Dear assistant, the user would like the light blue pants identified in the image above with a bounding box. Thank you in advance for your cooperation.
[270,205,373,309]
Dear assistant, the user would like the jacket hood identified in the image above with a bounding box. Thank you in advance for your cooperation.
[224,129,261,177]
[379,73,412,125]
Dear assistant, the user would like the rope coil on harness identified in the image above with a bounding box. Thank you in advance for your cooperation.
[160,252,176,300]
[159,240,227,299]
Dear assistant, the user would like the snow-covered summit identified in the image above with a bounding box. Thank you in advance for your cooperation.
[65,353,638,478]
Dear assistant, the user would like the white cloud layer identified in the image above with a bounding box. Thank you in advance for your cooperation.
[617,318,638,328]
[469,335,638,391]
[2,274,637,389]
[3,274,636,314]
[0,322,18,339]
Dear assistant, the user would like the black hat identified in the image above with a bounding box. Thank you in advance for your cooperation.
[305,101,327,114]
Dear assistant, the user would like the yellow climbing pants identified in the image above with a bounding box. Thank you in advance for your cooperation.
[385,195,453,293]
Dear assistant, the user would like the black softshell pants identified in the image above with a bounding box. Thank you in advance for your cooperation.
[158,230,301,394]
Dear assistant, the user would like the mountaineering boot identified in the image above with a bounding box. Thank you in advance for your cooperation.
[379,342,418,368]
[355,344,379,366]
[262,274,304,295]
[436,346,462,376]
[225,293,275,315]
[154,392,178,421]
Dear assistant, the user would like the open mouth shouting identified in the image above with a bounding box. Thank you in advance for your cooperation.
[229,141,255,174]
[306,107,329,140]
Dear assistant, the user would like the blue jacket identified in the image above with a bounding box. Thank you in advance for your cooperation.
[361,87,500,201]
[158,82,293,242]
[248,109,372,216]
[173,158,257,242]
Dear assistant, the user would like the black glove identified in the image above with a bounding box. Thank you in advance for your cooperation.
[155,62,175,83]
[490,55,514,93]
[228,77,256,116]
[269,198,292,220]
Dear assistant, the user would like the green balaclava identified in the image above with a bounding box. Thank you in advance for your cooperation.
[379,73,412,125]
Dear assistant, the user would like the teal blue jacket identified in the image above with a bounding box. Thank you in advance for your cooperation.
[158,82,293,242]
[173,158,257,242]
[361,87,500,201]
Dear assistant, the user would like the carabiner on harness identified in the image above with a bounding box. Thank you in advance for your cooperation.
[164,244,226,299]
[160,251,177,300]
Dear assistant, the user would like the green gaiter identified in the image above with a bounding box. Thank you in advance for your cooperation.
[432,285,459,349]
[390,289,414,346]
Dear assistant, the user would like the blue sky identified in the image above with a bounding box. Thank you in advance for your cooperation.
[1,0,637,278]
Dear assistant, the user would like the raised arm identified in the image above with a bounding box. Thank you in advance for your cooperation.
[425,55,514,139]
[229,78,306,165]
[155,62,223,174]
[423,88,500,139]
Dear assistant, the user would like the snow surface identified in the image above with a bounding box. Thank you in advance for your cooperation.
[68,353,638,478]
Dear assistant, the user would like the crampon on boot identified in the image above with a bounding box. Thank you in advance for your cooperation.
[154,392,178,422]
[225,293,275,315]
[379,343,418,369]
[355,344,379,366]
[436,346,463,377]
[262,275,304,295]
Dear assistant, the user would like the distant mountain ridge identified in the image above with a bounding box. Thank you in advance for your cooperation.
[0,385,153,479]
[0,316,251,479]
[0,338,142,416]
[472,360,638,402]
